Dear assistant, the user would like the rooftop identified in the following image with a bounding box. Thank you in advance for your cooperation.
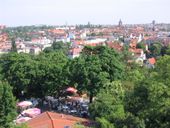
[26,111,89,128]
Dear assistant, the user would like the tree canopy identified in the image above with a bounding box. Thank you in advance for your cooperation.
[69,46,125,103]
[89,55,170,128]
[0,81,17,128]
[0,52,69,98]
[44,41,71,55]
[0,44,170,128]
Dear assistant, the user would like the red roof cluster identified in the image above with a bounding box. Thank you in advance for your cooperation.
[48,29,66,34]
[106,42,123,51]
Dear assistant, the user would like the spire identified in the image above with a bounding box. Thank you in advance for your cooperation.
[152,20,156,31]
[118,19,123,27]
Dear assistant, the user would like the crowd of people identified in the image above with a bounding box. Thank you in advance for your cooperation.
[15,87,90,124]
[42,95,89,118]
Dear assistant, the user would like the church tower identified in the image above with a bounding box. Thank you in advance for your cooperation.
[118,19,123,27]
[152,20,156,31]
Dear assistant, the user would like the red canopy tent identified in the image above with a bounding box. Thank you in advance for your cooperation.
[66,87,77,93]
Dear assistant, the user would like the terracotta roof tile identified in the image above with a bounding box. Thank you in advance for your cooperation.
[148,58,156,65]
[27,111,89,128]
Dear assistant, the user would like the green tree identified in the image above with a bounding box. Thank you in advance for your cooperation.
[125,80,170,128]
[97,32,103,36]
[165,45,170,55]
[0,53,33,98]
[90,33,96,36]
[43,47,53,53]
[0,52,69,98]
[11,38,17,52]
[120,113,146,128]
[96,117,115,128]
[69,55,109,103]
[70,46,124,103]
[12,124,29,128]
[89,55,170,128]
[154,55,170,85]
[73,124,87,128]
[136,42,146,52]
[82,46,124,81]
[121,45,133,63]
[161,45,170,56]
[44,41,70,55]
[149,42,162,57]
[89,81,125,126]
[30,52,69,97]
[0,81,17,128]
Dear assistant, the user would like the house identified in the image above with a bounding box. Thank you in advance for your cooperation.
[16,41,26,53]
[129,39,146,64]
[106,41,123,51]
[83,38,107,46]
[68,47,82,59]
[0,44,11,54]
[80,31,87,39]
[16,41,42,54]
[145,57,156,68]
[129,48,146,64]
[0,37,11,54]
[26,111,90,128]
[29,46,41,55]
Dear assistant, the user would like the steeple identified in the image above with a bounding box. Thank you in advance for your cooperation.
[118,19,123,27]
[152,20,156,31]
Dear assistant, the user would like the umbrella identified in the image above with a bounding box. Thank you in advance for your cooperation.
[66,87,77,93]
[22,108,41,118]
[17,101,32,108]
[67,96,83,102]
[16,117,32,124]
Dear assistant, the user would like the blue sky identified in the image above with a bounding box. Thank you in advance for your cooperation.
[0,0,170,26]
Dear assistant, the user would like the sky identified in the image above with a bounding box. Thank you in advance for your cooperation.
[0,0,170,26]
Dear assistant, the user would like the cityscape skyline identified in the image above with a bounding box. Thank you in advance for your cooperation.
[0,0,170,26]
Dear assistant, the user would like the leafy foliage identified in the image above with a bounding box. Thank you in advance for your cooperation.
[0,52,68,98]
[96,117,115,128]
[136,42,146,52]
[149,42,162,57]
[44,41,70,55]
[0,82,17,128]
[89,55,170,128]
[69,46,124,102]
[89,81,125,120]
[12,124,29,128]
[0,44,170,128]
[11,38,17,52]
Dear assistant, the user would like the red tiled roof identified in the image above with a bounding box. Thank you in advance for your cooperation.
[106,42,123,51]
[26,111,89,128]
[69,48,82,55]
[48,29,66,34]
[148,58,156,65]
